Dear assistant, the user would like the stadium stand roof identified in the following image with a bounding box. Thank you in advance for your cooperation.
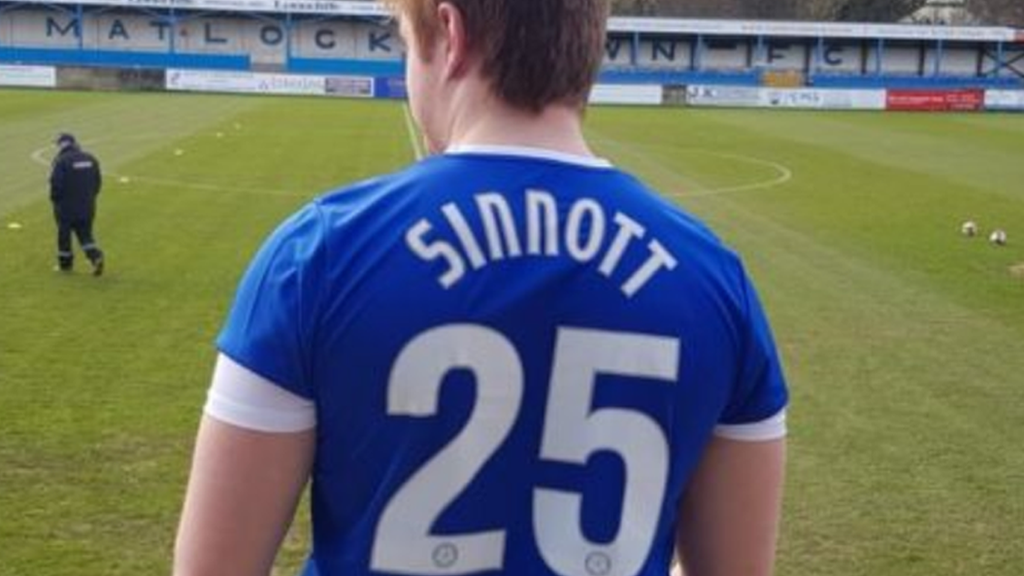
[607,18,1022,43]
[10,0,1023,43]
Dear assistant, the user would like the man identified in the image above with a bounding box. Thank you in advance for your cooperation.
[50,133,104,276]
[174,1,788,576]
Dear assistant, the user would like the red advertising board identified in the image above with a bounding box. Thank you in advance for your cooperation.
[886,89,984,112]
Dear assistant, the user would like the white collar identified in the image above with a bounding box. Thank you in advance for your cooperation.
[445,144,613,169]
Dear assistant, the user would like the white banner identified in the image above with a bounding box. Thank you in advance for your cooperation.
[325,75,374,98]
[590,84,663,106]
[762,88,886,110]
[685,85,761,107]
[985,90,1024,111]
[0,64,57,88]
[687,85,886,110]
[166,68,325,95]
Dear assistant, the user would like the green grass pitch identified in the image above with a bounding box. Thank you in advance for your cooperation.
[1,89,1022,575]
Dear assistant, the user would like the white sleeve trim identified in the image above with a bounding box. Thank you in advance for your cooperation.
[714,409,787,442]
[204,353,317,433]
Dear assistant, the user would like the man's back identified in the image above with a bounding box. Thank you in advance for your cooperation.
[51,148,101,221]
[174,2,786,574]
[217,147,787,576]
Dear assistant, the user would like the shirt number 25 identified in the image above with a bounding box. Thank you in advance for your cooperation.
[371,325,680,576]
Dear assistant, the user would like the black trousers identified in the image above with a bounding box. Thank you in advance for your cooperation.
[56,216,103,270]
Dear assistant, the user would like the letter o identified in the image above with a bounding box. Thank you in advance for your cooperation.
[261,25,284,46]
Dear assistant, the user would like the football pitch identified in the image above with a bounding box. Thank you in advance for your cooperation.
[1,89,1022,575]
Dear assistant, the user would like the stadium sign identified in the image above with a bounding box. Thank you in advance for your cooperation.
[589,84,663,106]
[167,68,326,95]
[984,90,1024,111]
[0,64,57,88]
[685,85,887,110]
[886,89,985,112]
[13,1,1023,43]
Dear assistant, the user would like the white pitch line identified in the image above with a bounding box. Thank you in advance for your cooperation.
[30,146,52,167]
[29,137,105,167]
[403,103,425,161]
[29,142,306,198]
[121,174,305,198]
[589,133,794,199]
[670,151,793,199]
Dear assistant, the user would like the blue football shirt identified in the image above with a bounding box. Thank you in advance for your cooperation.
[217,146,788,576]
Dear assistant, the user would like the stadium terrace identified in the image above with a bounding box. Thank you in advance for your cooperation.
[1,0,1021,91]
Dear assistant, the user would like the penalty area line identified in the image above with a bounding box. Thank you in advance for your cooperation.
[29,142,304,198]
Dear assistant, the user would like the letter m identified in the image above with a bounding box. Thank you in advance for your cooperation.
[47,16,80,38]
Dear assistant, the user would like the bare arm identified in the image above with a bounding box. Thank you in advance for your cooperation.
[173,415,315,576]
[676,436,786,576]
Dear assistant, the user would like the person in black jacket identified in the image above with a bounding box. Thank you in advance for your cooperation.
[51,133,104,276]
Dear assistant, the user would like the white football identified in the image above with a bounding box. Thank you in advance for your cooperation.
[961,221,978,237]
[989,229,1007,246]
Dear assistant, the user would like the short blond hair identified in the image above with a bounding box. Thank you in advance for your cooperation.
[387,0,609,112]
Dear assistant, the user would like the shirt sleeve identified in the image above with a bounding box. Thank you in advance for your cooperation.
[205,353,317,433]
[715,264,789,441]
[216,202,326,401]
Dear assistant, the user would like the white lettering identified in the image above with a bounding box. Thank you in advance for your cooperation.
[406,191,677,298]
[526,190,559,257]
[599,212,646,278]
[622,240,678,298]
[405,219,466,289]
[476,193,522,261]
[565,199,605,263]
[442,202,487,270]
